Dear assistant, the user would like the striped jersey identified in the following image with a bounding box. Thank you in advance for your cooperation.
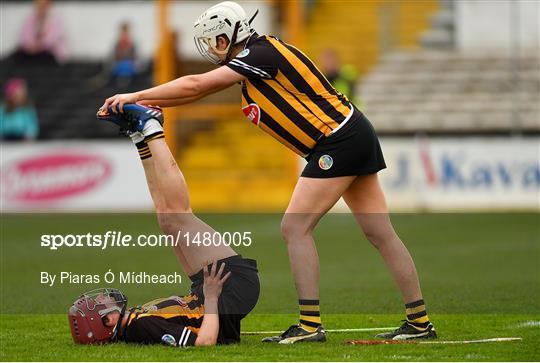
[121,293,203,347]
[226,33,354,157]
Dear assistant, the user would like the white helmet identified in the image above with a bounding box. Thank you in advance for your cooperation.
[193,1,257,64]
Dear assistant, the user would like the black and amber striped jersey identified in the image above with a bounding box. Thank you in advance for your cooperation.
[121,293,203,347]
[226,33,354,157]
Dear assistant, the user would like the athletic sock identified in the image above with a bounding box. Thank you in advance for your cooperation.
[129,131,145,144]
[299,299,322,332]
[405,299,430,330]
[136,141,152,160]
[142,118,163,138]
[144,131,165,143]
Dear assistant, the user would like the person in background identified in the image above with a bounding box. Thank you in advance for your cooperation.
[86,22,138,91]
[0,78,39,141]
[319,48,365,111]
[12,0,66,65]
[110,22,138,87]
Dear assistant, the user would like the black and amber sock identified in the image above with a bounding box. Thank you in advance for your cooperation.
[299,299,322,332]
[136,141,152,160]
[405,299,430,330]
[144,131,165,144]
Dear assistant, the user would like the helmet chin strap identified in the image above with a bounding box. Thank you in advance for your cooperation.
[220,20,242,65]
[216,9,258,66]
[111,294,128,341]
[249,9,259,25]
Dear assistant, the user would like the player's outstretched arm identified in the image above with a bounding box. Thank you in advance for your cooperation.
[195,261,231,346]
[137,86,218,108]
[100,66,246,112]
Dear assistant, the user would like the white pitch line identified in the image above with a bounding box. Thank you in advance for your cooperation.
[242,327,397,335]
[417,337,522,345]
[515,321,540,328]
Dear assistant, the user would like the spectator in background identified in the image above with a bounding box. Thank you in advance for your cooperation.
[0,78,39,141]
[110,22,138,87]
[86,22,139,91]
[319,48,364,111]
[12,0,66,65]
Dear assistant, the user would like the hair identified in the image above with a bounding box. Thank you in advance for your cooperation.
[216,33,249,48]
[3,78,28,112]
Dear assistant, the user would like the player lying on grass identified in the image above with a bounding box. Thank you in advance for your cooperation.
[68,105,259,346]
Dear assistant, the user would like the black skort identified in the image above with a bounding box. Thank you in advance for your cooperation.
[189,255,259,344]
[301,108,386,178]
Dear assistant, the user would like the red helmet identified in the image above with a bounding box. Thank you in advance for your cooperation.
[68,288,128,344]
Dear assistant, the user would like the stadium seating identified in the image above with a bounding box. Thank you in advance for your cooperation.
[420,0,455,49]
[304,0,438,75]
[0,61,153,139]
[178,117,295,211]
[358,51,540,133]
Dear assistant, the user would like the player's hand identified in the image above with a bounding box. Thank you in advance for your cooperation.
[202,261,231,301]
[100,92,139,113]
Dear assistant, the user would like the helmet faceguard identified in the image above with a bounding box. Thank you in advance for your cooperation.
[68,288,128,344]
[193,1,258,65]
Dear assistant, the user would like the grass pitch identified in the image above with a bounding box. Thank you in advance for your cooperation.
[1,213,539,361]
[1,313,539,361]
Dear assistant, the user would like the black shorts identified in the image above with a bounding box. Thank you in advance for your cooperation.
[189,255,259,344]
[301,108,386,178]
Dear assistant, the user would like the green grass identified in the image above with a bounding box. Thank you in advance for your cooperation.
[1,213,539,361]
[1,314,539,361]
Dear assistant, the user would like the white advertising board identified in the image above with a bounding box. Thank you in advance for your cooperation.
[3,138,538,212]
[1,141,153,212]
[374,137,539,211]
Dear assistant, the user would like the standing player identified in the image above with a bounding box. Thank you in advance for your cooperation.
[100,1,436,343]
[68,105,259,346]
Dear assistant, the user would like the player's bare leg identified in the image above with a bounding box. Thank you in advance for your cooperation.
[282,176,355,298]
[342,174,421,302]
[263,176,355,343]
[99,104,237,274]
[143,136,236,271]
[342,173,436,339]
[139,156,195,275]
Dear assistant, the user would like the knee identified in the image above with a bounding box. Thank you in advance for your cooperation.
[155,202,192,215]
[156,209,193,233]
[156,212,176,234]
[280,218,293,243]
[362,223,396,250]
[363,226,383,249]
[154,192,191,217]
[280,216,313,244]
